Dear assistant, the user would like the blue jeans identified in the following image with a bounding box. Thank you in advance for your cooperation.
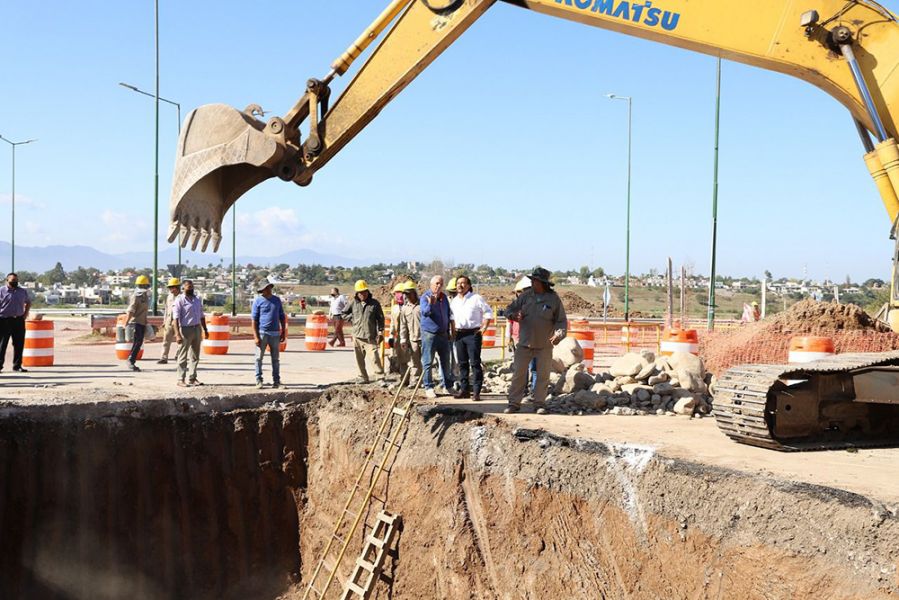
[255,333,280,382]
[128,323,145,364]
[421,330,453,390]
[529,357,538,392]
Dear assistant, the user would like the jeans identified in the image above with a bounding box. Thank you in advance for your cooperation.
[0,316,25,370]
[454,329,483,394]
[421,330,453,390]
[255,333,281,382]
[529,357,538,392]
[128,323,146,364]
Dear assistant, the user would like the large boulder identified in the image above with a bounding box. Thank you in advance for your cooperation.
[609,353,644,378]
[668,351,706,393]
[553,337,584,370]
[673,396,697,415]
[559,368,595,394]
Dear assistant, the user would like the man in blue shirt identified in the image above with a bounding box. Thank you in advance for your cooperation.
[0,273,31,372]
[420,275,455,398]
[251,282,286,388]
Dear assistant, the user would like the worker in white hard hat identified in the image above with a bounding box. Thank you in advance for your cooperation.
[506,276,538,394]
[157,277,181,364]
[125,274,151,371]
[341,279,386,383]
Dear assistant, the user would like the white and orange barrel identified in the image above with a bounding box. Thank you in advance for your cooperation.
[788,336,835,363]
[482,324,497,348]
[202,314,229,355]
[569,319,595,373]
[23,319,54,367]
[660,328,699,356]
[620,324,631,344]
[305,314,328,351]
[115,314,142,360]
[280,325,288,353]
[382,316,392,351]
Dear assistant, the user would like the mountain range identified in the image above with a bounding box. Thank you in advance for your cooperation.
[0,242,364,273]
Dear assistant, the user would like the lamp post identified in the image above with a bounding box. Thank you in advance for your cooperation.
[606,93,632,321]
[707,58,722,331]
[0,135,37,273]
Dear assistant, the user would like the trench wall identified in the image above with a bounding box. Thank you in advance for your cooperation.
[0,399,309,600]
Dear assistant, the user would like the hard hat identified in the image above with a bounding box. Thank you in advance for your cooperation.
[393,282,405,293]
[135,275,150,286]
[514,276,531,292]
[354,279,369,293]
[447,277,457,291]
[402,281,417,292]
[167,277,181,287]
[751,301,759,306]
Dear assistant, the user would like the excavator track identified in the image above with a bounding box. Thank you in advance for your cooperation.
[713,352,899,451]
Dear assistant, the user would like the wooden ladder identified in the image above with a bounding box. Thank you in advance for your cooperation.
[302,367,421,600]
[340,511,402,600]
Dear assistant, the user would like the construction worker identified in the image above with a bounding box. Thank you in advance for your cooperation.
[157,277,180,364]
[420,275,454,398]
[125,274,151,372]
[252,282,286,388]
[503,268,567,414]
[341,279,385,384]
[328,287,348,347]
[173,279,208,386]
[450,275,493,401]
[751,301,761,322]
[398,281,422,386]
[0,273,31,373]
[387,282,407,375]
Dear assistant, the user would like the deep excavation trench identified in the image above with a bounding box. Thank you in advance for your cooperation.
[1,387,898,599]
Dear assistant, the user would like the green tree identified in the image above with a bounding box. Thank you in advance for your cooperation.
[578,265,591,281]
[40,262,66,285]
[592,267,605,278]
[70,266,100,287]
[764,270,773,282]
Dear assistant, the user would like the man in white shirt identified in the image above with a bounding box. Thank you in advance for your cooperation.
[450,275,493,401]
[328,287,348,347]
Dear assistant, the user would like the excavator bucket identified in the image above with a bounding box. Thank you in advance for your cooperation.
[168,104,291,252]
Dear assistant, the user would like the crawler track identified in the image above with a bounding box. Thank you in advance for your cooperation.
[713,352,899,451]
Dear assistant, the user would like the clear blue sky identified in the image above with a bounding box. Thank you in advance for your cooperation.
[2,0,897,281]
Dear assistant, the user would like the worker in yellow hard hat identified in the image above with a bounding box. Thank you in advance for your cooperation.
[751,300,761,322]
[387,281,409,377]
[125,274,152,371]
[341,279,386,383]
[398,280,422,384]
[157,277,182,364]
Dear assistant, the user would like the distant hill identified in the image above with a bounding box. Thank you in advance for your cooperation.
[0,241,364,272]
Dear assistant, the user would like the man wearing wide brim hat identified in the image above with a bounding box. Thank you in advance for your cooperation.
[502,267,567,414]
[252,281,286,388]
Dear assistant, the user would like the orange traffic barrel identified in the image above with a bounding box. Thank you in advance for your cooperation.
[569,319,595,373]
[23,319,54,367]
[202,314,229,355]
[381,316,392,351]
[788,336,835,363]
[482,324,497,348]
[115,314,143,360]
[660,328,699,356]
[280,325,288,352]
[305,314,327,351]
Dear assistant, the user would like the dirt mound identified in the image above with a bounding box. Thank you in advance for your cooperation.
[701,300,899,375]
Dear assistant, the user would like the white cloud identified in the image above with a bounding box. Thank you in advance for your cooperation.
[236,206,303,238]
[100,210,149,244]
[0,193,44,209]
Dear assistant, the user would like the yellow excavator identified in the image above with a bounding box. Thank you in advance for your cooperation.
[169,0,899,450]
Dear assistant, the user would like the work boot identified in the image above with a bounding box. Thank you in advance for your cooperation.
[157,358,168,364]
[472,392,481,402]
[256,380,264,389]
[128,362,140,372]
[272,381,281,389]
[454,389,471,400]
[503,405,520,414]
[424,388,437,399]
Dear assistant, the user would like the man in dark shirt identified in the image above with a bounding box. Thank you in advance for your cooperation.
[0,273,31,372]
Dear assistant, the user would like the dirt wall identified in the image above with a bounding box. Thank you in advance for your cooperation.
[299,389,899,599]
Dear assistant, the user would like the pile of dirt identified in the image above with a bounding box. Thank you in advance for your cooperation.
[700,300,899,375]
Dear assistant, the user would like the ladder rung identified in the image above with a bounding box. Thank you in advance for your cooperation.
[370,494,386,504]
[356,557,376,573]
[376,512,398,525]
[391,407,407,417]
[381,436,401,448]
[372,465,391,474]
[367,534,386,548]
[333,532,345,544]
[347,582,366,596]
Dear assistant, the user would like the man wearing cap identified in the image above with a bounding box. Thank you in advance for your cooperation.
[0,273,31,373]
[503,268,567,414]
[327,287,348,347]
[420,275,455,398]
[173,279,208,386]
[157,277,181,365]
[450,275,493,401]
[386,282,407,375]
[398,281,422,385]
[125,274,151,372]
[341,279,385,383]
[252,282,287,388]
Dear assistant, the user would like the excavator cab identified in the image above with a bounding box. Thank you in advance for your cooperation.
[168,103,297,253]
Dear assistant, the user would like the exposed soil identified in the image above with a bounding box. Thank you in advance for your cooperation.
[2,386,898,599]
[701,300,899,374]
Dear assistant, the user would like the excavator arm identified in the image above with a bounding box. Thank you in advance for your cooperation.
[170,0,899,324]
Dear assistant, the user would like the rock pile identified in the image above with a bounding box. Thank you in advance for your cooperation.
[482,346,715,417]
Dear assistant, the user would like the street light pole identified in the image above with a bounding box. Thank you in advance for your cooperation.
[118,82,182,268]
[707,58,722,331]
[153,0,160,316]
[232,205,237,316]
[0,136,37,273]
[606,93,633,321]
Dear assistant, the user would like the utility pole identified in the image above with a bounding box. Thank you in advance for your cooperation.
[151,0,161,316]
[0,136,37,273]
[606,93,633,321]
[232,206,237,316]
[707,57,722,331]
